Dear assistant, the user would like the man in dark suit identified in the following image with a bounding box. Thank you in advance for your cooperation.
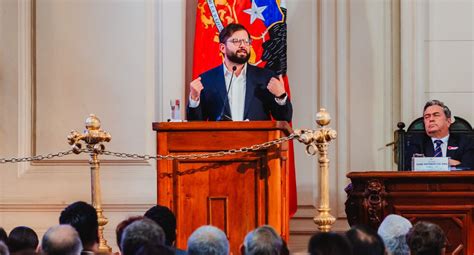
[187,23,292,122]
[404,100,474,170]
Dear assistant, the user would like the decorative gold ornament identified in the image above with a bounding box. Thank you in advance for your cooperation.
[67,114,112,253]
[295,108,337,232]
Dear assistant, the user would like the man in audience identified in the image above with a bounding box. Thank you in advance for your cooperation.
[120,218,172,255]
[377,214,412,255]
[144,205,186,254]
[7,226,38,255]
[241,225,283,255]
[405,99,474,170]
[59,201,98,254]
[406,221,446,255]
[40,225,83,255]
[346,225,385,255]
[115,216,144,252]
[307,232,352,255]
[187,225,229,255]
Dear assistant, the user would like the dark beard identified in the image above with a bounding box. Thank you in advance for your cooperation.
[227,50,250,64]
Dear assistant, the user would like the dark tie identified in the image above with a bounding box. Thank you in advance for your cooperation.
[434,140,443,157]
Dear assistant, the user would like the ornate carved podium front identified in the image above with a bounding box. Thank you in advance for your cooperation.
[152,121,291,254]
[346,171,474,255]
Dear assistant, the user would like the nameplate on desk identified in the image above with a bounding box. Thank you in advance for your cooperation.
[412,157,449,171]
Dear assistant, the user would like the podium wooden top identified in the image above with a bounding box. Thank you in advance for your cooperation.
[347,170,474,179]
[152,120,292,135]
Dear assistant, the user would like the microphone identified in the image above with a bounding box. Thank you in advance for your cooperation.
[217,65,237,121]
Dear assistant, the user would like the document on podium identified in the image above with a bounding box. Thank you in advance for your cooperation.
[412,157,450,171]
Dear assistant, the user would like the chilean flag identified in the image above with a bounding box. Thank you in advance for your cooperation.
[192,0,297,217]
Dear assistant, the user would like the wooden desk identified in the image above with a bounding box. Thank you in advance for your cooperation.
[346,171,474,255]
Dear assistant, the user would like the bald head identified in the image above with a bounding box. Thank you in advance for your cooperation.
[41,225,83,255]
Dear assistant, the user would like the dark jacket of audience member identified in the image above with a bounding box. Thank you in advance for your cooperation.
[144,205,186,254]
[40,225,82,255]
[120,218,166,255]
[346,225,385,255]
[406,221,446,255]
[242,225,283,255]
[308,232,352,255]
[7,226,38,254]
[59,201,99,253]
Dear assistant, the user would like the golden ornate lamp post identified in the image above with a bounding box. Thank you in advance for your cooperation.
[295,108,337,232]
[67,114,112,253]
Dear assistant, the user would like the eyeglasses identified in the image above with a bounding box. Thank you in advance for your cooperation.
[226,38,252,46]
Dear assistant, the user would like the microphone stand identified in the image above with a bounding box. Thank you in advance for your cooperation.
[217,65,237,121]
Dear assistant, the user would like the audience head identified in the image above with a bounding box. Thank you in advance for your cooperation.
[40,225,82,255]
[377,214,412,255]
[7,226,39,254]
[423,100,452,138]
[406,221,446,255]
[0,228,7,245]
[346,225,385,255]
[144,205,177,246]
[187,225,229,255]
[116,216,144,251]
[242,225,283,255]
[120,218,166,255]
[0,241,9,255]
[59,201,98,251]
[307,232,352,255]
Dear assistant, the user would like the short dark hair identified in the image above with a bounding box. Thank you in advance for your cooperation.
[423,100,451,118]
[346,225,385,255]
[59,201,99,249]
[308,232,353,255]
[406,221,446,255]
[219,23,250,44]
[7,226,39,253]
[0,228,7,244]
[144,205,176,246]
[120,218,166,255]
[116,216,144,250]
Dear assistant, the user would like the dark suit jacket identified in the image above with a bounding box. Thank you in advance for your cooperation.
[187,64,292,121]
[404,133,474,170]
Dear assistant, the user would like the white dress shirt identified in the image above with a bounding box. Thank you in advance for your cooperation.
[224,63,247,121]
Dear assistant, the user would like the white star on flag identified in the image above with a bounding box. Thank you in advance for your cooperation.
[243,0,267,24]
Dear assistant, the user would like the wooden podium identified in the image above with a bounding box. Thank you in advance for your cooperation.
[346,171,474,255]
[152,121,291,253]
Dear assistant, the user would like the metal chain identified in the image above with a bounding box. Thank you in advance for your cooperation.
[102,133,299,161]
[0,133,302,164]
[0,149,85,164]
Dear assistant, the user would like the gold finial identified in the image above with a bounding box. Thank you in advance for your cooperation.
[316,108,331,127]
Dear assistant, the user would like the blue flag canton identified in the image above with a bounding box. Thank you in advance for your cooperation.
[256,0,284,27]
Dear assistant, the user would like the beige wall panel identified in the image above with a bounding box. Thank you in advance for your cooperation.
[426,92,474,124]
[428,42,474,92]
[287,0,319,207]
[428,0,474,40]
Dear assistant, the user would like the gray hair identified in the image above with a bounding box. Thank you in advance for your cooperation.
[0,241,8,255]
[423,100,451,118]
[244,225,283,255]
[120,218,166,255]
[187,225,229,255]
[41,225,83,255]
[377,214,412,255]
